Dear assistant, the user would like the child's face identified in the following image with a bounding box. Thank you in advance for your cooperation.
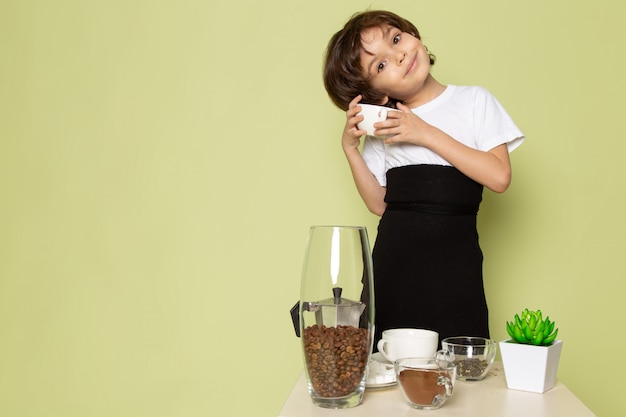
[359,25,431,104]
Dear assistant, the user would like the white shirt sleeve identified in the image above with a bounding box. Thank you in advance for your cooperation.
[474,88,525,153]
[362,136,388,186]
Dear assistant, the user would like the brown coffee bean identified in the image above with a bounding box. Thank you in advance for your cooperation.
[303,325,369,397]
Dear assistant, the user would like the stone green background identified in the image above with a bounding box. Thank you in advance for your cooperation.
[1,0,624,416]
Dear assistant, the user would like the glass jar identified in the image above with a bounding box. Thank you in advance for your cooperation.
[299,226,374,408]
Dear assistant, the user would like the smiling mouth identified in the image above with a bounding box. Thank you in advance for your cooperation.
[406,54,417,75]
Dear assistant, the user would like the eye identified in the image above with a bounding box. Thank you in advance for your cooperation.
[377,61,386,73]
[393,34,401,44]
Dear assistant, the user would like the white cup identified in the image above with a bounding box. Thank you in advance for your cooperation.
[356,104,398,137]
[377,328,439,363]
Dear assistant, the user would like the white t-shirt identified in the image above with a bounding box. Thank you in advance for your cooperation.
[362,85,525,186]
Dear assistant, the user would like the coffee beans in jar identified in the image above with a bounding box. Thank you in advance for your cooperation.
[302,324,369,398]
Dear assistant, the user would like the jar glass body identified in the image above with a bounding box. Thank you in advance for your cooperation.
[299,226,375,408]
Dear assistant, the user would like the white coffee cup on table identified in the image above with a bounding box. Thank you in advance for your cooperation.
[377,328,439,363]
[356,104,399,137]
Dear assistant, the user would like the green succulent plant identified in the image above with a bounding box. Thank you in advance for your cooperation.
[506,308,558,346]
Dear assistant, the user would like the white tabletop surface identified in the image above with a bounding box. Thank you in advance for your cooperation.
[278,362,596,417]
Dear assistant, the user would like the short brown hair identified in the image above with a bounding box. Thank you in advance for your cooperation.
[323,10,435,111]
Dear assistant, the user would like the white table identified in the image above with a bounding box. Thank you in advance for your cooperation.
[278,362,596,417]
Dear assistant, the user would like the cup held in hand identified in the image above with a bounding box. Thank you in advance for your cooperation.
[356,104,391,137]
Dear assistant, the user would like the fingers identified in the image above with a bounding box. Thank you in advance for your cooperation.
[383,137,399,145]
[347,106,363,120]
[348,111,364,132]
[349,95,363,108]
[384,108,405,121]
[396,102,411,112]
[344,95,366,138]
[347,96,363,118]
[376,115,406,141]
[347,95,362,113]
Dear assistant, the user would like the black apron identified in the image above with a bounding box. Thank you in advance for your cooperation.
[372,165,490,348]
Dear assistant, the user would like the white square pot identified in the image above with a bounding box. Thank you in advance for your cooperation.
[499,339,563,393]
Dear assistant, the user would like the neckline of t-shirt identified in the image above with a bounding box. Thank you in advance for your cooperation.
[411,84,456,113]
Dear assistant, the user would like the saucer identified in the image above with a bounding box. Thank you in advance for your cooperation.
[371,352,392,364]
[365,353,397,389]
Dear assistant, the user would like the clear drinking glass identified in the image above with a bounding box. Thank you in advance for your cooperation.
[299,226,375,408]
[394,357,456,410]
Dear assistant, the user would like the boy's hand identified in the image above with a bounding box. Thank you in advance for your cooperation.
[342,96,367,151]
[375,102,435,148]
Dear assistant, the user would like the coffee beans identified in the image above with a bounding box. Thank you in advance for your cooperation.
[303,324,369,397]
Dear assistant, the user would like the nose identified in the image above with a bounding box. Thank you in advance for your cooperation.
[394,50,406,65]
